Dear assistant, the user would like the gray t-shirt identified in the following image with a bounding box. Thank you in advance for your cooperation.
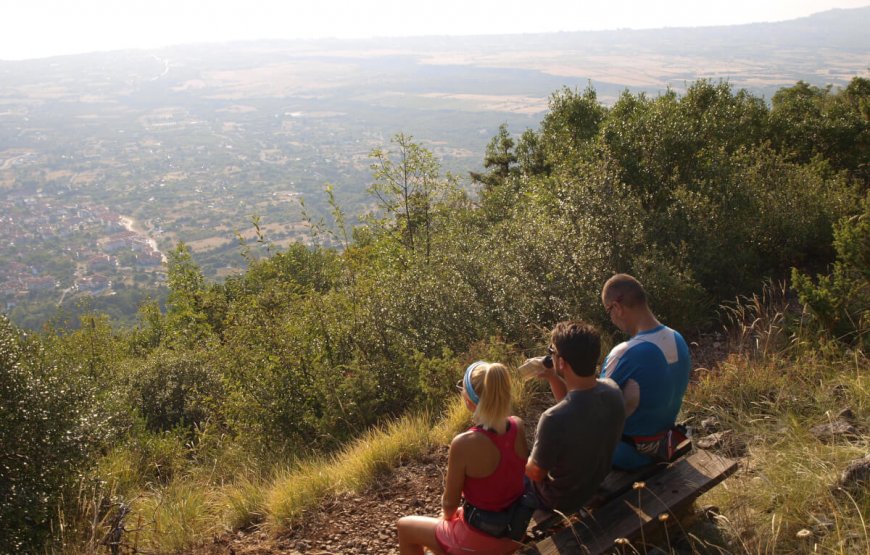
[530,379,626,512]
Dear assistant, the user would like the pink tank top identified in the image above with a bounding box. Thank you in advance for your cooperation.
[462,416,526,511]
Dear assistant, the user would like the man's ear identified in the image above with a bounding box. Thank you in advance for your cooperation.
[557,357,573,377]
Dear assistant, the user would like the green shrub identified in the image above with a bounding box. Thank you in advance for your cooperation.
[793,192,870,348]
[130,345,224,433]
[0,316,102,553]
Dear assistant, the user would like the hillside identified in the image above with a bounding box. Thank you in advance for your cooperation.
[1,68,869,555]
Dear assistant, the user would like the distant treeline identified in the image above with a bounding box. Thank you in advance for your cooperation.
[1,78,868,553]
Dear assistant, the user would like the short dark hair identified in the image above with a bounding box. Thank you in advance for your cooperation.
[602,273,648,309]
[550,320,601,377]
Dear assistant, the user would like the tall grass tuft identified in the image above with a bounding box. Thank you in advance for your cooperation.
[218,475,267,532]
[431,396,471,445]
[719,280,796,360]
[131,481,216,553]
[266,411,437,530]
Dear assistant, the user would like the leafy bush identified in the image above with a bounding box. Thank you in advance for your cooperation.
[130,345,224,433]
[0,316,102,553]
[793,192,870,347]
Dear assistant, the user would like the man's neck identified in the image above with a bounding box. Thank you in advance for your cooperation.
[566,374,599,392]
[627,309,661,337]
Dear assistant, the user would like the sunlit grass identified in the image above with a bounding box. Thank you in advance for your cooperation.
[130,481,216,553]
[217,473,267,532]
[689,350,869,554]
[266,411,441,530]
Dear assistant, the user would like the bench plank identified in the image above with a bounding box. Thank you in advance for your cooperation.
[521,450,738,555]
[531,462,669,533]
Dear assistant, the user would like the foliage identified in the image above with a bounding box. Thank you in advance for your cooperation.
[130,345,224,434]
[770,78,870,178]
[0,316,106,554]
[793,191,870,348]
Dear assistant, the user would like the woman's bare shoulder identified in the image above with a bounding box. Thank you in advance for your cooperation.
[450,429,488,451]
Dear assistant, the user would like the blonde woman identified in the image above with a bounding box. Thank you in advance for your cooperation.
[397,361,529,555]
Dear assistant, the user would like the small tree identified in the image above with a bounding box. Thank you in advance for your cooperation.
[0,316,101,553]
[470,123,518,187]
[368,133,448,260]
[165,242,212,342]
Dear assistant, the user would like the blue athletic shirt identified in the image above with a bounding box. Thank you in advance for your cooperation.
[600,325,691,468]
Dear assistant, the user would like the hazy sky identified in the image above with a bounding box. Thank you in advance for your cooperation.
[2,0,868,60]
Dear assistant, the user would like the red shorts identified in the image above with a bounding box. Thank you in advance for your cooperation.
[434,507,521,554]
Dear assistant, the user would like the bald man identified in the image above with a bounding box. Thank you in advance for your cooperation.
[600,273,691,470]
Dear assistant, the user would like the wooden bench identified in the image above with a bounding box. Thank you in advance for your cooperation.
[520,448,738,554]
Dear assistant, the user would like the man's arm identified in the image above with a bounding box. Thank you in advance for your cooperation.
[622,378,640,417]
[534,360,567,402]
[525,459,547,482]
[527,412,558,483]
[603,348,641,417]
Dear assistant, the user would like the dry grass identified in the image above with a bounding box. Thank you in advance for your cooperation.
[265,411,441,530]
[686,316,869,553]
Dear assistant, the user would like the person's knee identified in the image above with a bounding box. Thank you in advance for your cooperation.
[396,515,413,536]
[397,515,433,541]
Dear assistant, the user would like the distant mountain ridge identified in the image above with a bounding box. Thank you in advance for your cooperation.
[215,6,870,57]
[2,7,868,63]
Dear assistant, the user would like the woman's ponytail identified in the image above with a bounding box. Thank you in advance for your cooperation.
[470,362,512,432]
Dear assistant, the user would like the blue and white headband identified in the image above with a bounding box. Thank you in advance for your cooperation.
[463,361,487,404]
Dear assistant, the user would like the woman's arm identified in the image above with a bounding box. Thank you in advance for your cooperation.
[441,434,467,519]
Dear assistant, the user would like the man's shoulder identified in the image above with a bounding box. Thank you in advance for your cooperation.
[596,377,622,395]
[540,394,582,423]
[541,398,570,419]
[621,326,688,363]
[606,338,634,360]
[554,381,623,411]
[607,336,662,368]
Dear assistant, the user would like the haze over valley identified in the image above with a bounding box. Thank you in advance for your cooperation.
[1,6,868,328]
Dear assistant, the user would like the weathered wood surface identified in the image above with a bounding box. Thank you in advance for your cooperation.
[521,449,738,555]
[531,439,693,534]
[531,463,667,534]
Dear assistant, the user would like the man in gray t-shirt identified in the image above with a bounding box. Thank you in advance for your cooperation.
[525,321,626,513]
